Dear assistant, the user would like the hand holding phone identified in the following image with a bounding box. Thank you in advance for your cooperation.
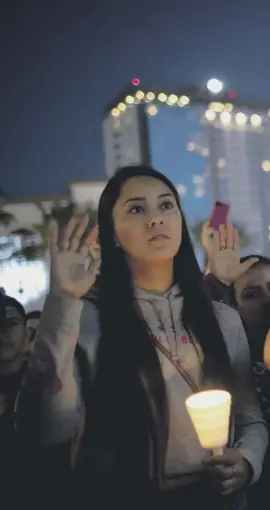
[209,202,229,231]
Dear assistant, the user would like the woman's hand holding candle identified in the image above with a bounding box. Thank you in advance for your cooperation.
[203,448,251,495]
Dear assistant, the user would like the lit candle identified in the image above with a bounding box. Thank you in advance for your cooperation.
[185,390,231,455]
[263,329,270,369]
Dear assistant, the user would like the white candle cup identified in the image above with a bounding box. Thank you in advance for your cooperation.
[185,390,231,454]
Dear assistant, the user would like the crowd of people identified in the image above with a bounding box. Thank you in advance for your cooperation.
[1,164,270,509]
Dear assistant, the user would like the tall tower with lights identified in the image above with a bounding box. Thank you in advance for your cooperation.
[103,79,270,256]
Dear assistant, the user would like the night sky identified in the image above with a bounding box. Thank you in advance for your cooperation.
[1,0,270,197]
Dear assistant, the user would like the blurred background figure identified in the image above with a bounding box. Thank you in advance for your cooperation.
[0,294,29,376]
[202,223,270,370]
[26,310,41,344]
[202,222,270,510]
[0,294,32,508]
[233,255,270,363]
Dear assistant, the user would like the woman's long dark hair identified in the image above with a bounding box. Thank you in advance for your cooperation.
[81,165,233,491]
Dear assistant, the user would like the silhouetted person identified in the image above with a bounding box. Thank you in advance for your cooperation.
[0,294,31,508]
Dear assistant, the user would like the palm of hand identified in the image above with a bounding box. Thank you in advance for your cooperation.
[51,251,97,298]
[49,217,99,298]
[205,223,258,285]
[209,248,240,284]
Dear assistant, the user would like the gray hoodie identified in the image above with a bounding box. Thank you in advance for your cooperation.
[15,286,267,486]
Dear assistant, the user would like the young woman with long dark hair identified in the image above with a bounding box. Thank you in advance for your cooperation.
[16,166,267,509]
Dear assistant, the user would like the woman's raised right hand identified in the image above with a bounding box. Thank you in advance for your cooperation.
[208,222,258,285]
[49,216,100,298]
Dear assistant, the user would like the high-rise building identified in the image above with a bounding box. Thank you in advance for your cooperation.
[103,85,270,256]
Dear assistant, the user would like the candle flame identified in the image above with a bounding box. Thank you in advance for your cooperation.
[186,390,231,410]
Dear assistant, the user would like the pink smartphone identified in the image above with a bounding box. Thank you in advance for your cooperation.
[209,202,229,230]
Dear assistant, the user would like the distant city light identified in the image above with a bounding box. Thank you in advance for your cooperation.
[135,90,145,100]
[158,93,168,102]
[118,102,126,112]
[250,114,262,128]
[176,184,187,197]
[111,108,120,117]
[192,174,206,198]
[187,142,195,152]
[207,79,224,94]
[224,103,233,112]
[146,92,155,101]
[220,111,232,125]
[125,95,134,104]
[217,158,226,169]
[228,90,237,100]
[147,104,158,116]
[201,148,209,157]
[178,95,190,106]
[167,94,178,105]
[262,160,270,172]
[192,175,204,184]
[132,78,140,86]
[194,188,206,198]
[209,102,224,112]
[235,112,247,126]
[205,109,216,122]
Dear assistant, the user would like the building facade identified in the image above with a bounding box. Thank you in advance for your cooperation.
[103,87,270,257]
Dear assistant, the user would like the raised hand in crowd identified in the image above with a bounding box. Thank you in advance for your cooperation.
[203,222,258,285]
[49,215,100,298]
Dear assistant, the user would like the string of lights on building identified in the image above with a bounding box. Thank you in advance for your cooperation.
[103,77,270,258]
[111,89,270,127]
[108,78,270,173]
